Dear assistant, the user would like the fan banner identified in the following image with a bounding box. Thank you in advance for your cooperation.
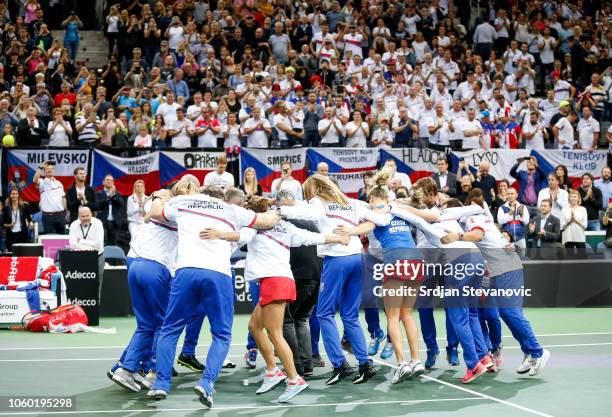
[5,147,89,201]
[240,147,307,193]
[159,150,226,186]
[306,148,378,197]
[90,149,160,195]
[378,148,445,183]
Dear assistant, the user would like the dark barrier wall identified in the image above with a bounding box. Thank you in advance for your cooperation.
[99,261,612,317]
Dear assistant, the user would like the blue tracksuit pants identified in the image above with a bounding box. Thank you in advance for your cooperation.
[317,254,368,368]
[444,252,489,369]
[493,269,543,358]
[478,296,502,352]
[152,267,234,394]
[246,280,260,350]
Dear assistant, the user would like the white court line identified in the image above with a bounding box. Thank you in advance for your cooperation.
[370,357,554,417]
[2,341,612,362]
[1,342,612,361]
[0,397,485,415]
[3,331,612,351]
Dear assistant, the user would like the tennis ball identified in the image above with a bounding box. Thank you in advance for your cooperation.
[2,134,15,146]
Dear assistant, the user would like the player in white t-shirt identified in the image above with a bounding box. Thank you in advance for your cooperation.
[146,175,280,406]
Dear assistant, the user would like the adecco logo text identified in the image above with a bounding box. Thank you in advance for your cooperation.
[69,298,97,306]
[65,271,97,279]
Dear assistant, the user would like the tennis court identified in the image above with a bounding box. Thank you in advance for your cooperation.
[1,308,610,417]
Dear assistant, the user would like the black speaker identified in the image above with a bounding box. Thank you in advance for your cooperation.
[11,243,44,257]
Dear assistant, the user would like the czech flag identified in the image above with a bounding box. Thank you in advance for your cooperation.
[91,149,159,195]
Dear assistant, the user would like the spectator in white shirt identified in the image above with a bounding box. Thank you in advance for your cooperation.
[553,110,578,149]
[318,107,344,146]
[523,111,548,150]
[241,108,270,148]
[345,111,369,148]
[69,206,105,296]
[384,158,411,190]
[126,180,147,243]
[155,91,181,126]
[576,106,600,152]
[538,173,570,220]
[69,206,105,254]
[273,101,304,148]
[271,162,304,201]
[461,108,485,150]
[167,107,194,148]
[203,155,234,191]
[371,118,394,149]
[33,161,66,234]
[47,107,72,146]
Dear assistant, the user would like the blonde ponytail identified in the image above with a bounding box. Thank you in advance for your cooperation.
[303,174,350,206]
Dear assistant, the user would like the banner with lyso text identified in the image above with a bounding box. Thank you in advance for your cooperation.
[307,148,378,198]
[90,149,160,195]
[159,150,226,186]
[240,147,307,193]
[6,147,90,202]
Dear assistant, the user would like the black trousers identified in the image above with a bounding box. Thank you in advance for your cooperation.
[42,213,66,234]
[102,220,119,246]
[5,230,28,251]
[283,280,319,373]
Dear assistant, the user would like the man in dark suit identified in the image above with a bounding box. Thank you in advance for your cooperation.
[432,157,457,197]
[527,199,561,260]
[95,174,124,245]
[16,107,46,146]
[66,167,97,223]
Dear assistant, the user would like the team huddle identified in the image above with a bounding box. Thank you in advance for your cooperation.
[106,169,550,408]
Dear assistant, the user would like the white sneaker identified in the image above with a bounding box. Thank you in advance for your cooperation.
[112,368,141,392]
[139,371,156,389]
[278,376,308,403]
[391,362,410,384]
[516,355,532,374]
[409,360,425,378]
[256,368,287,394]
[146,389,167,400]
[529,349,550,376]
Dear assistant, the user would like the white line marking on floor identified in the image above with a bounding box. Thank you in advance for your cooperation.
[370,357,554,417]
[2,342,612,362]
[0,397,486,415]
[3,332,611,350]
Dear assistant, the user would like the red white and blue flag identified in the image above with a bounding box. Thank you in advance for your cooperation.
[307,148,378,197]
[6,148,89,202]
[240,148,307,193]
[159,150,226,186]
[379,148,443,183]
[91,149,159,195]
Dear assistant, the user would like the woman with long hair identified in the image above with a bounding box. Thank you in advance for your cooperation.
[561,189,588,256]
[555,164,573,191]
[127,180,148,243]
[335,168,425,383]
[240,167,262,197]
[201,196,348,401]
[2,187,32,251]
[278,174,388,385]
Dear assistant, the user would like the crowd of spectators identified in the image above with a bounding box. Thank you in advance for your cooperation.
[0,0,610,152]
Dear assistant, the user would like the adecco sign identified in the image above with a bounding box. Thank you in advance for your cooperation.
[58,250,100,325]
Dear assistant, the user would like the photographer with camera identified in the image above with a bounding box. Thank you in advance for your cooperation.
[271,162,304,201]
[33,161,67,235]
